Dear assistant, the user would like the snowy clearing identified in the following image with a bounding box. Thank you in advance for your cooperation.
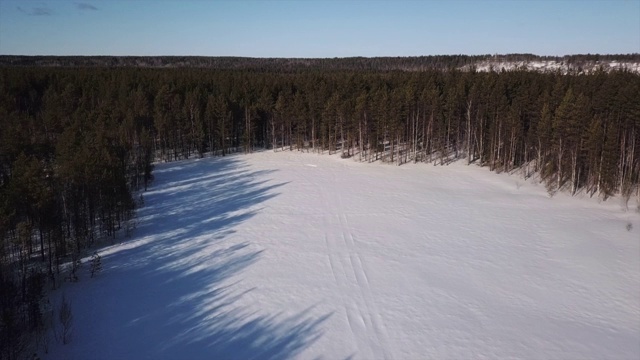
[49,151,640,359]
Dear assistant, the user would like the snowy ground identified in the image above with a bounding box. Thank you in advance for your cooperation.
[48,151,640,359]
[461,60,640,74]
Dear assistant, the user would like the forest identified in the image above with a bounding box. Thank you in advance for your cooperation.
[1,53,639,71]
[1,64,639,358]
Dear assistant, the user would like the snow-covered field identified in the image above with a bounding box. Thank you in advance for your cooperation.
[49,151,640,359]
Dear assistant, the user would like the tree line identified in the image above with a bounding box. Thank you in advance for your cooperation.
[1,53,638,71]
[1,65,639,358]
[0,67,152,358]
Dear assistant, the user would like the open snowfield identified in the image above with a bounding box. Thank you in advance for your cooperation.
[49,151,640,359]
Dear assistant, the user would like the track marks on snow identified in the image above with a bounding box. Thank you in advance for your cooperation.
[340,207,393,360]
[313,165,393,360]
[319,181,363,354]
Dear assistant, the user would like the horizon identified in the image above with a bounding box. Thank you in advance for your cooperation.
[2,53,640,59]
[1,0,639,57]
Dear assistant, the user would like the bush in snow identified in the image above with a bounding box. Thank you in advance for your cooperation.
[67,254,82,282]
[90,252,102,278]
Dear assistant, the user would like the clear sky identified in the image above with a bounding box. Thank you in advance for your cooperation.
[0,0,639,57]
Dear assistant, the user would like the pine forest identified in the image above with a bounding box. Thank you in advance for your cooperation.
[1,62,639,357]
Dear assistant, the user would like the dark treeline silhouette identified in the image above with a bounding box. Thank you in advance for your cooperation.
[1,65,639,358]
[1,54,639,71]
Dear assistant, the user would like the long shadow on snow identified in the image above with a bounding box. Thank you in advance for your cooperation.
[81,155,329,359]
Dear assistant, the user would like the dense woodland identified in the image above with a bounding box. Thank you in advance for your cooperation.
[1,63,639,358]
[1,53,639,71]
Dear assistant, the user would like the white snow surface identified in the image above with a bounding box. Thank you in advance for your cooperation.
[462,60,640,74]
[48,151,640,360]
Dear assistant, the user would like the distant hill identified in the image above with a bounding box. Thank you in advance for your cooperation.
[1,54,639,73]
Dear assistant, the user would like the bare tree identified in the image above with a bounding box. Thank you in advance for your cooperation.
[57,295,73,345]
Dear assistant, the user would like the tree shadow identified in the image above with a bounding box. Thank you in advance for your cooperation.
[50,155,329,360]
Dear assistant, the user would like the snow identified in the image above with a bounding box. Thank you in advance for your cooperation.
[462,60,640,74]
[48,151,640,359]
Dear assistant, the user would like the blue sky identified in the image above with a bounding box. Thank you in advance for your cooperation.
[0,0,638,57]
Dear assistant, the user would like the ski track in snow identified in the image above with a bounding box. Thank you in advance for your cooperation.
[48,151,640,360]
